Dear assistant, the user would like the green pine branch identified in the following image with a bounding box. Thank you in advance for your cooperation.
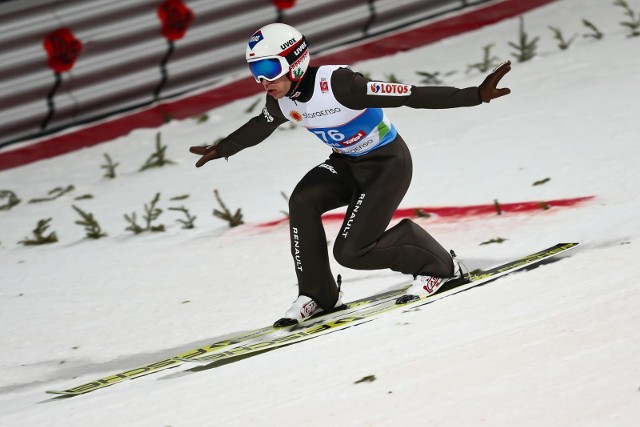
[614,0,640,37]
[124,193,166,234]
[415,70,457,85]
[139,132,176,171]
[169,206,197,229]
[480,237,508,246]
[509,16,539,62]
[18,218,58,245]
[28,185,75,203]
[548,26,577,50]
[0,190,21,211]
[280,191,290,218]
[384,73,401,83]
[245,97,262,113]
[467,44,501,73]
[101,153,119,179]
[213,189,244,227]
[72,205,107,239]
[582,19,604,40]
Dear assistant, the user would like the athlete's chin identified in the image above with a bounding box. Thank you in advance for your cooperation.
[268,90,285,99]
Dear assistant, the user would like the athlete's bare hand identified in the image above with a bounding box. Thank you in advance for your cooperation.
[479,61,511,102]
[189,144,220,167]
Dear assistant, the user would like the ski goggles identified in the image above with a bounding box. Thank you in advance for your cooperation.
[248,56,289,83]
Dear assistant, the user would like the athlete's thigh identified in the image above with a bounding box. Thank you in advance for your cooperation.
[340,140,412,240]
[290,159,354,214]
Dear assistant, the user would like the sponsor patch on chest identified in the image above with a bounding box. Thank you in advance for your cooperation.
[366,82,412,96]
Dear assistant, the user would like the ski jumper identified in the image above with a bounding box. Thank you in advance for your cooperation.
[215,65,482,309]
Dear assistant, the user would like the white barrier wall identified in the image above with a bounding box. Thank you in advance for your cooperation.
[0,0,489,148]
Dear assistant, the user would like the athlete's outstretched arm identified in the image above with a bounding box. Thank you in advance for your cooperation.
[189,97,287,167]
[333,61,511,110]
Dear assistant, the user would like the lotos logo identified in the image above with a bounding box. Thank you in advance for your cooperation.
[341,130,366,146]
[366,82,412,96]
[319,79,329,93]
[248,31,264,49]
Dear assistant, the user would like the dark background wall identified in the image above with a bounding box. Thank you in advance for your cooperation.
[0,0,490,149]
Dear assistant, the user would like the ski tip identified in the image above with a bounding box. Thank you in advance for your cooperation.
[45,390,75,396]
[273,317,298,328]
[395,294,420,305]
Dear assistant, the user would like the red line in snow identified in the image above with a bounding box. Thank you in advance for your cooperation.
[0,0,558,171]
[255,196,594,228]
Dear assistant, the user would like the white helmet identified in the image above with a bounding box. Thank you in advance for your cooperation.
[245,23,310,83]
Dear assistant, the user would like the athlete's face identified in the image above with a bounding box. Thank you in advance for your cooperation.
[261,75,292,99]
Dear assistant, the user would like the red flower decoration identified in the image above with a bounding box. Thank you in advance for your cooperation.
[43,28,83,73]
[157,0,194,41]
[272,0,296,9]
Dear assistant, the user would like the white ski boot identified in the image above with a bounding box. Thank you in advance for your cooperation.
[396,251,467,304]
[274,292,344,327]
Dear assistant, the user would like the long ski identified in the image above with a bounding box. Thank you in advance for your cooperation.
[47,242,577,396]
[177,243,578,365]
[46,283,409,396]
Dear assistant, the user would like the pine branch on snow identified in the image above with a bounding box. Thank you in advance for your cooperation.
[494,199,502,215]
[139,132,176,171]
[101,153,119,179]
[74,194,94,200]
[212,189,244,227]
[354,375,377,384]
[124,193,166,234]
[509,16,539,62]
[533,177,551,186]
[18,218,58,245]
[0,190,21,211]
[169,206,197,229]
[72,205,107,239]
[480,237,508,245]
[123,212,145,234]
[467,44,501,73]
[280,191,290,218]
[582,19,604,40]
[384,73,400,83]
[415,70,456,85]
[28,185,75,203]
[195,113,209,123]
[548,26,577,50]
[614,0,640,37]
[245,97,261,113]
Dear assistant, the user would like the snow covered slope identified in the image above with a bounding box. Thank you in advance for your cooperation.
[1,0,639,425]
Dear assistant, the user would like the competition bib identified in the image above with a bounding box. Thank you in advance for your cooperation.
[278,66,397,156]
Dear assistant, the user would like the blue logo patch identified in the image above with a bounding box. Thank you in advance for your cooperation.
[248,31,264,50]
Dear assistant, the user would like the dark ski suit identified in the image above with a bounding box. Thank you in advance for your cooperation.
[215,65,482,309]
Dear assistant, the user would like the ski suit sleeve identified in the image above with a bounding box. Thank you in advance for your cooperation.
[331,67,482,110]
[215,95,288,158]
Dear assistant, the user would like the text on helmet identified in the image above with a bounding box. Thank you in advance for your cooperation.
[280,37,297,50]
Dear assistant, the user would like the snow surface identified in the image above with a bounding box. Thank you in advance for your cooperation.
[1,0,639,425]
